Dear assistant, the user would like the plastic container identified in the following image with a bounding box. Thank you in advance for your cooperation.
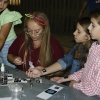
[9,83,23,100]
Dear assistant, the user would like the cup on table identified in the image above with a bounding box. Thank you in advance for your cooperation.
[8,83,23,100]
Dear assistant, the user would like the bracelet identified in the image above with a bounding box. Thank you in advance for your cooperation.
[64,76,68,79]
[42,69,46,73]
[48,74,53,76]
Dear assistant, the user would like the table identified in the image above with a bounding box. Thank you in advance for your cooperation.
[0,65,100,100]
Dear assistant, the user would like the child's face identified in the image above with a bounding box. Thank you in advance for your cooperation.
[88,18,100,42]
[0,0,9,12]
[73,23,90,44]
[26,20,44,41]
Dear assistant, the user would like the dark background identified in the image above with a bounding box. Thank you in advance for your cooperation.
[8,0,87,35]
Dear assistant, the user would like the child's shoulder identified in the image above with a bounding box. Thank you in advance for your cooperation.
[0,8,22,26]
[91,41,97,46]
[7,11,22,17]
[90,41,100,53]
[4,9,22,19]
[92,41,100,45]
[1,8,22,17]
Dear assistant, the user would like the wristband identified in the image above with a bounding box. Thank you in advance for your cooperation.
[64,76,68,79]
[42,69,46,73]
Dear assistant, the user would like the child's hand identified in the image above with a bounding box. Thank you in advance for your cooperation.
[50,77,64,83]
[69,80,77,87]
[13,57,23,65]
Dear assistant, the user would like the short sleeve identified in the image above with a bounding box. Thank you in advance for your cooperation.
[0,11,22,26]
[58,59,67,70]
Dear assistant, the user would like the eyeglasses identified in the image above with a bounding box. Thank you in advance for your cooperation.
[25,14,46,26]
[26,27,43,36]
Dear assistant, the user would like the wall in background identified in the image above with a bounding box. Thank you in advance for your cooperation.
[8,0,88,35]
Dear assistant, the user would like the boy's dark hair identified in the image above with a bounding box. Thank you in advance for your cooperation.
[89,7,100,25]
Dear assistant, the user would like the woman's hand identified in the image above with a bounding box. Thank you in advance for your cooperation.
[50,77,64,83]
[13,57,23,65]
[26,68,42,78]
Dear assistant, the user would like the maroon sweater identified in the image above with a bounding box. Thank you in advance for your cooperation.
[8,33,64,71]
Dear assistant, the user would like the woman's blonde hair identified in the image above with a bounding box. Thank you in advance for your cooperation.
[20,12,53,70]
[73,17,92,68]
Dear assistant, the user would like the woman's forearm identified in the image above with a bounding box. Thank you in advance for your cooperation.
[41,62,62,76]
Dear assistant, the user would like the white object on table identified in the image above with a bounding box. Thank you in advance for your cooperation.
[1,63,5,72]
[0,97,11,100]
[37,85,63,100]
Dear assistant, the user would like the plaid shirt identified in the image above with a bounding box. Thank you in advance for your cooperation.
[70,42,100,96]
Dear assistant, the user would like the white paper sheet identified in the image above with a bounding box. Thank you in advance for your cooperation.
[37,85,63,100]
[0,97,11,100]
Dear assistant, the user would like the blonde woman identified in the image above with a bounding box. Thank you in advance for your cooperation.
[8,12,64,74]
